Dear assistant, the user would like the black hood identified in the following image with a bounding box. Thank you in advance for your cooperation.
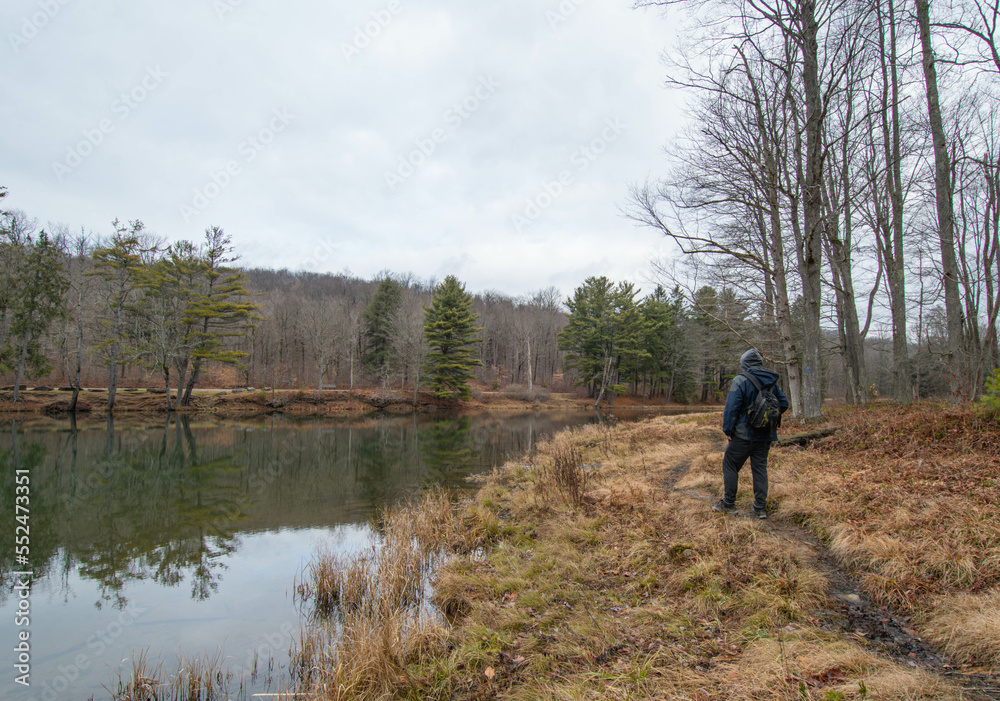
[740,349,764,372]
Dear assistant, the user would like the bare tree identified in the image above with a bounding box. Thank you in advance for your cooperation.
[916,0,967,396]
[298,296,341,390]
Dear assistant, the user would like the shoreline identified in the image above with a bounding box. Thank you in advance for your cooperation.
[34,402,1000,699]
[294,402,996,700]
[0,386,718,420]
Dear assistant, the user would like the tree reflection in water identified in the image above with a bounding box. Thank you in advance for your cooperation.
[0,410,616,607]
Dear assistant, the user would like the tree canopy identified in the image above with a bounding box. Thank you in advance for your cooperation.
[423,275,483,401]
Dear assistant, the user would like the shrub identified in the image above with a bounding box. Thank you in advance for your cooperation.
[979,369,1000,416]
[532,437,589,506]
[503,384,551,403]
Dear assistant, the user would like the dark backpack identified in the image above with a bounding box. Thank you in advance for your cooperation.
[741,372,782,431]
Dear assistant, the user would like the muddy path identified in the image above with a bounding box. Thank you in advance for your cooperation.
[663,440,1000,700]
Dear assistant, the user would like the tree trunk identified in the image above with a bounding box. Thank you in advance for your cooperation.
[881,0,913,401]
[799,0,826,419]
[823,135,867,406]
[12,316,31,403]
[163,365,174,412]
[69,289,84,414]
[526,335,533,391]
[182,357,202,406]
[108,303,121,412]
[593,354,614,407]
[916,0,966,397]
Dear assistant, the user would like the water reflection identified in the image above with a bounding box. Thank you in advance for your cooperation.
[0,411,592,609]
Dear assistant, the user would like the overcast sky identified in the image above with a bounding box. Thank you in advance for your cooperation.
[2,0,685,298]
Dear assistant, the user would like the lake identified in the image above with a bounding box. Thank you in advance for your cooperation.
[1,409,680,700]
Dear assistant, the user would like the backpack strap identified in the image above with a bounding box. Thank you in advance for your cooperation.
[740,371,764,393]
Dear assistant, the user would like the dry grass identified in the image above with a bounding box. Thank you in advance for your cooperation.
[296,489,457,620]
[923,588,1000,665]
[106,405,993,700]
[530,432,591,506]
[292,491,458,700]
[778,402,1000,668]
[713,630,957,700]
[415,414,964,700]
[105,650,165,701]
[105,648,248,701]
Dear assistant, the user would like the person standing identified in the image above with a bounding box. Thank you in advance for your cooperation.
[712,348,789,519]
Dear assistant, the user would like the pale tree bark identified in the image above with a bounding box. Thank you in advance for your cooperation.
[916,0,967,397]
[742,46,804,417]
[820,25,875,407]
[878,0,915,401]
[798,0,826,418]
[68,233,88,414]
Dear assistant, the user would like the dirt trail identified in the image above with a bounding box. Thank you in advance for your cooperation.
[664,440,1000,701]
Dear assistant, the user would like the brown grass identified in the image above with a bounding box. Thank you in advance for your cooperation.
[292,492,457,700]
[530,432,591,507]
[105,648,248,701]
[922,589,1000,666]
[777,403,1000,667]
[105,404,994,700]
[413,415,965,700]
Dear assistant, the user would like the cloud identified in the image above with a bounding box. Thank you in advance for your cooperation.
[0,0,683,297]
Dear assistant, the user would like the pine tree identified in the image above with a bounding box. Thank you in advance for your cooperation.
[558,276,648,405]
[9,231,69,401]
[640,286,693,403]
[179,227,259,406]
[90,220,153,411]
[362,276,403,392]
[138,243,199,410]
[423,276,483,401]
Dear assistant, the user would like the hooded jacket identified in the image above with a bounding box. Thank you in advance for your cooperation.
[722,349,789,442]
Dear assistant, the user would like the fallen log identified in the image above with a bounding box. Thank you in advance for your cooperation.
[778,426,839,447]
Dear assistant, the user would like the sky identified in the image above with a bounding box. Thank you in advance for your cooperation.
[2,0,686,299]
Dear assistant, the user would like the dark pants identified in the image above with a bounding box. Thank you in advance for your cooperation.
[721,437,770,510]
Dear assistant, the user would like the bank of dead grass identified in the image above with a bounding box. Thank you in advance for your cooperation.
[130,405,983,701]
[778,402,1000,668]
[412,416,961,700]
[110,406,985,700]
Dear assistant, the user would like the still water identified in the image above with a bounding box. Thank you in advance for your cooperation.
[0,410,647,700]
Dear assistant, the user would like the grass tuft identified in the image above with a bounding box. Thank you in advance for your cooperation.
[292,490,459,700]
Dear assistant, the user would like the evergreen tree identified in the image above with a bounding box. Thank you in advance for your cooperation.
[362,276,403,391]
[690,286,748,401]
[423,275,483,401]
[90,220,153,411]
[138,242,199,410]
[558,276,648,405]
[179,227,259,406]
[8,231,69,401]
[640,286,694,403]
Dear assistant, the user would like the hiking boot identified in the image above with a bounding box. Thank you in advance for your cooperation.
[711,500,737,515]
[752,506,768,520]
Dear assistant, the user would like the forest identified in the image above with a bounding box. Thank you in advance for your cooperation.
[628,0,1000,418]
[5,1,1000,417]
